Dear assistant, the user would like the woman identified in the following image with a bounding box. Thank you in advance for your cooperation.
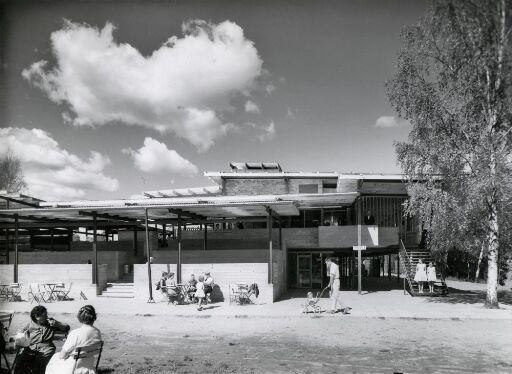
[203,272,214,303]
[13,305,70,374]
[414,259,428,294]
[427,262,437,293]
[166,272,180,305]
[45,305,102,374]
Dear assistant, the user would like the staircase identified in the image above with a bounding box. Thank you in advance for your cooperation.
[399,240,448,296]
[97,270,134,299]
[98,282,134,299]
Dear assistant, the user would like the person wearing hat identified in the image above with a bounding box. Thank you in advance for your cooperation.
[45,305,102,374]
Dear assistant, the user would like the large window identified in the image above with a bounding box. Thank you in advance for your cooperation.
[298,184,318,194]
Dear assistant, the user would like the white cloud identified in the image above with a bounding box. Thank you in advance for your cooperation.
[0,127,119,201]
[122,137,198,176]
[244,100,260,114]
[286,106,297,119]
[257,121,275,142]
[374,115,409,128]
[23,19,264,151]
[265,83,276,95]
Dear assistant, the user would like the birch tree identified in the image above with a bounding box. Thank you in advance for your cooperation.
[0,150,26,193]
[388,0,512,308]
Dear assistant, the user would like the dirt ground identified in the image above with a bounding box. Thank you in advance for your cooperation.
[4,313,512,374]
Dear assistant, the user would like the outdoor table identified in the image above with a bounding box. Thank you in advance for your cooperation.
[176,284,192,303]
[0,285,9,301]
[42,283,63,302]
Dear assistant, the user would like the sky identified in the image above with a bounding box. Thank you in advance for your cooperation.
[0,0,428,201]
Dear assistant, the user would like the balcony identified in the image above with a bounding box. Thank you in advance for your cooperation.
[318,225,399,248]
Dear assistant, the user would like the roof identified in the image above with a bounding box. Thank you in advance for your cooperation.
[229,162,282,172]
[0,192,359,227]
[143,185,222,198]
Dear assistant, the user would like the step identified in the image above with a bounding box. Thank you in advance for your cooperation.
[97,294,134,299]
[106,283,134,287]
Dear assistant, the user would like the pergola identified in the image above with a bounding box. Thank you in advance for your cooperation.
[0,191,359,301]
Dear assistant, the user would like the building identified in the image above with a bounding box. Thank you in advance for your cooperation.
[0,162,420,302]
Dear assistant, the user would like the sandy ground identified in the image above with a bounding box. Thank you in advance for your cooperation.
[3,313,512,374]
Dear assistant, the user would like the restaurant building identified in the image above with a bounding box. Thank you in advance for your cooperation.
[0,162,420,302]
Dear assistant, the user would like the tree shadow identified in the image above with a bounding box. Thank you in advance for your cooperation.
[423,288,512,305]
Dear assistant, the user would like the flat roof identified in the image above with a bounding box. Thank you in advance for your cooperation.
[0,192,359,227]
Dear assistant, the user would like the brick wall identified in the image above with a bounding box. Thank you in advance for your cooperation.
[223,178,287,195]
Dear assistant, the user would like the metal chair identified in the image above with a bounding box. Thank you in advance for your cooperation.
[27,283,42,304]
[7,284,22,302]
[72,341,104,374]
[55,282,73,301]
[0,310,15,373]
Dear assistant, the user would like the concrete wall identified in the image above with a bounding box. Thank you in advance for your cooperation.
[8,250,131,282]
[318,226,399,248]
[222,177,338,196]
[0,264,104,300]
[134,260,274,304]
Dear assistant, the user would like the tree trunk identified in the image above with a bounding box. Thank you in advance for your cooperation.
[475,245,484,280]
[485,202,499,308]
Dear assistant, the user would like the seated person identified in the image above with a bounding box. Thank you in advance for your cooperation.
[45,305,102,374]
[14,305,70,374]
[187,274,197,301]
[203,272,214,302]
[156,272,168,291]
[165,272,180,304]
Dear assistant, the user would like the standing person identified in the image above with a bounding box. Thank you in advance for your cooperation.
[195,275,206,311]
[426,261,437,293]
[363,210,375,225]
[45,305,102,374]
[13,306,70,374]
[414,259,428,293]
[325,258,351,314]
[203,272,214,303]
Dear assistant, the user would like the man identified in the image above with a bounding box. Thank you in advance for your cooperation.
[363,210,375,225]
[204,272,214,303]
[325,257,351,314]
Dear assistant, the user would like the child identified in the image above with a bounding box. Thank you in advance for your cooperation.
[427,262,437,293]
[195,275,206,311]
[301,291,320,314]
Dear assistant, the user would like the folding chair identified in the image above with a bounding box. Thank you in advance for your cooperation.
[72,341,104,374]
[7,284,22,302]
[55,282,73,301]
[28,283,42,304]
[0,310,15,373]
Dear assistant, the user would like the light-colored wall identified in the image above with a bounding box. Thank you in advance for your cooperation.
[134,260,274,304]
[0,264,104,300]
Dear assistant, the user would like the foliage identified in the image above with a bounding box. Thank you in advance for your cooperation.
[0,150,26,193]
[387,0,512,307]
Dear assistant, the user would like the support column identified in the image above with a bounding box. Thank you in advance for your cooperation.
[92,212,98,286]
[162,223,166,247]
[50,228,54,251]
[203,223,207,251]
[388,254,392,279]
[397,253,400,284]
[29,229,34,250]
[177,212,182,284]
[14,214,19,283]
[133,228,138,255]
[67,228,72,251]
[145,208,154,303]
[5,228,10,264]
[267,209,273,284]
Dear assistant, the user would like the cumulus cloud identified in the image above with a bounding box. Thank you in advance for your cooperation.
[122,137,198,176]
[257,121,275,142]
[244,100,260,114]
[0,127,119,200]
[374,115,409,128]
[22,19,264,151]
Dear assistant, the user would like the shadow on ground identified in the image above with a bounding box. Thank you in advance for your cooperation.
[423,288,512,306]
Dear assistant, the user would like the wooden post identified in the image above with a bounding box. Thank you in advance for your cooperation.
[14,214,18,283]
[397,252,400,284]
[92,212,98,286]
[177,212,182,284]
[267,209,273,284]
[162,223,166,247]
[145,208,154,303]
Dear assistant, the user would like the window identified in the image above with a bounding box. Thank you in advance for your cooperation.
[298,184,318,194]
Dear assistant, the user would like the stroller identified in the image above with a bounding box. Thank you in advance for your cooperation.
[301,286,329,314]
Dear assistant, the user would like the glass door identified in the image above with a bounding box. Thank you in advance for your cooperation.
[297,254,312,288]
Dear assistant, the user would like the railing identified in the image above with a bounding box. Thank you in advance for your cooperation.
[399,240,415,294]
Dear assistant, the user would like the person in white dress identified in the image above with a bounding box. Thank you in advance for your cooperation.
[414,259,428,293]
[426,262,437,293]
[45,305,102,374]
[195,275,206,311]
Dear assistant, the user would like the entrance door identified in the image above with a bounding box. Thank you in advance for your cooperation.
[297,254,311,288]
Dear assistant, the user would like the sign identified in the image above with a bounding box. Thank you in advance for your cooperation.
[352,245,367,251]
